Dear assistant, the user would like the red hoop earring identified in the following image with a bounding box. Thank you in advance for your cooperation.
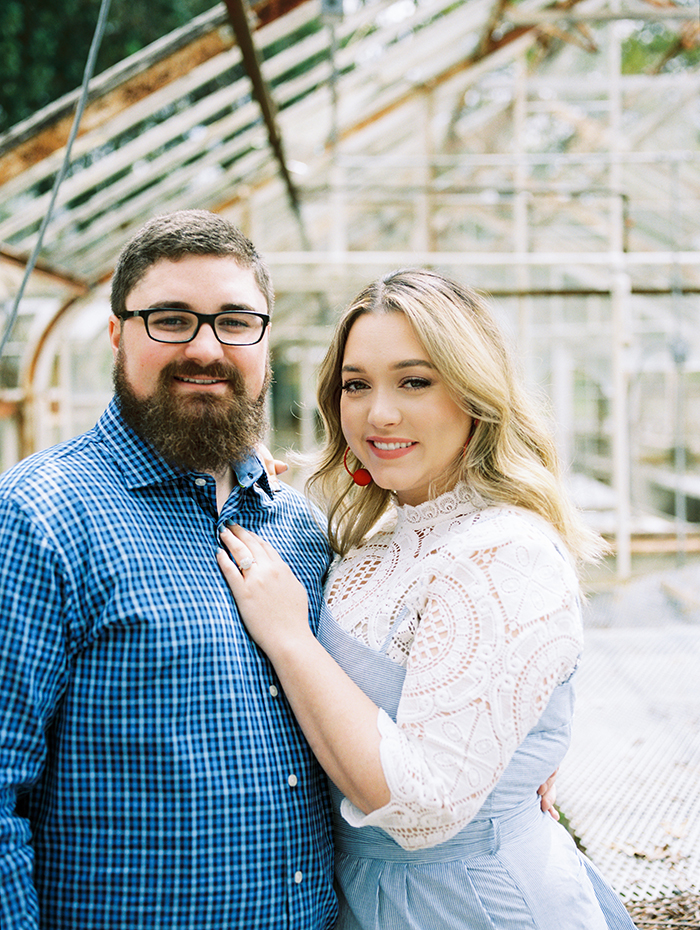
[343,448,372,486]
[464,418,479,452]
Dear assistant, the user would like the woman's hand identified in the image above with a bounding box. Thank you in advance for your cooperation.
[217,524,312,657]
[217,524,389,816]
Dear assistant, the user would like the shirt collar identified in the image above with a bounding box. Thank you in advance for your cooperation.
[96,398,273,498]
[232,452,268,492]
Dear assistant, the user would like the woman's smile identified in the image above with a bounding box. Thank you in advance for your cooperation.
[367,438,417,458]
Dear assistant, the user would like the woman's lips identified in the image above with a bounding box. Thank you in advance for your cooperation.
[367,439,416,459]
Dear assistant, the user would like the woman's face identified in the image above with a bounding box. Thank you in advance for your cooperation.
[339,311,473,507]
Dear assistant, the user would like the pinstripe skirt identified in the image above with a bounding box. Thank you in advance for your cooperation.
[319,611,636,930]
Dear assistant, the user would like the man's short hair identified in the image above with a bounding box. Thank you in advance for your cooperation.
[110,210,274,317]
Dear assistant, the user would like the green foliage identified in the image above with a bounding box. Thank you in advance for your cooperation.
[622,21,700,74]
[0,0,215,134]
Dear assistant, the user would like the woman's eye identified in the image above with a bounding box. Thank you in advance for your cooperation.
[401,377,432,390]
[341,379,368,394]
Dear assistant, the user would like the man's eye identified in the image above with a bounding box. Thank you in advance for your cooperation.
[218,316,251,330]
[150,313,192,329]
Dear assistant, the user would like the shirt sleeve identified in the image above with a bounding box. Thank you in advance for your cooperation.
[0,497,69,927]
[340,513,583,850]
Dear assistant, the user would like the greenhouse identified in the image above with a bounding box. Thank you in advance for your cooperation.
[1,0,699,921]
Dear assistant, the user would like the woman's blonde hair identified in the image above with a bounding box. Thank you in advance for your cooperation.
[307,268,605,565]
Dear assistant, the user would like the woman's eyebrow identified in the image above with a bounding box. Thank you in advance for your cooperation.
[341,358,434,373]
[393,359,435,370]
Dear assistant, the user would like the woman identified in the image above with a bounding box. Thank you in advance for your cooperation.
[218,270,635,929]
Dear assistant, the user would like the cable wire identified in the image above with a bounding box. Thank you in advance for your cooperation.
[0,0,113,362]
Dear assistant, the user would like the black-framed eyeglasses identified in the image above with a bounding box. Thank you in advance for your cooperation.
[122,308,270,346]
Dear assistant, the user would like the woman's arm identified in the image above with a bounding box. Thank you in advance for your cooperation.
[341,515,582,848]
[217,525,389,814]
[218,518,576,847]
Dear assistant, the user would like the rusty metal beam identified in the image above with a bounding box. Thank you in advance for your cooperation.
[0,23,234,185]
[479,286,700,297]
[222,0,310,246]
[0,245,89,292]
[0,0,311,187]
[252,0,311,27]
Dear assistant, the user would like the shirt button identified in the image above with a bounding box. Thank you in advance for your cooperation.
[269,685,278,697]
[294,871,303,884]
[288,774,298,787]
[194,477,207,487]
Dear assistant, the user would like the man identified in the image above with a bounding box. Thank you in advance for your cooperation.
[0,211,336,928]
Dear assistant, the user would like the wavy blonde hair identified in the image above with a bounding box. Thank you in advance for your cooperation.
[307,269,605,565]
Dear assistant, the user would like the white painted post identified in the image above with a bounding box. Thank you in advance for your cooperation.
[612,272,632,580]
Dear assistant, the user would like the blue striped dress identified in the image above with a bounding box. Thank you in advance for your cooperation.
[319,612,636,930]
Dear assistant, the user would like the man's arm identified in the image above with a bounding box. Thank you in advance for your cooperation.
[0,498,69,927]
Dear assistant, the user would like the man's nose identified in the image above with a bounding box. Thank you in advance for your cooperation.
[183,323,225,364]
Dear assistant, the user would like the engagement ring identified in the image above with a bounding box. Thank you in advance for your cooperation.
[238,556,255,571]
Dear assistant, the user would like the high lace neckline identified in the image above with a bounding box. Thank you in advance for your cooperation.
[395,481,484,528]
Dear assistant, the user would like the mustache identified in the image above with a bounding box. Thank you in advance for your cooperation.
[160,360,247,390]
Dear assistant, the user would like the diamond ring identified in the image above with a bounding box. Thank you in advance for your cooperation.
[238,556,255,572]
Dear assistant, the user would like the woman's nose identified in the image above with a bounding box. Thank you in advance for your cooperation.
[367,391,401,427]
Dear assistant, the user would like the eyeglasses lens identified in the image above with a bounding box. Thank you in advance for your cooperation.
[147,310,264,345]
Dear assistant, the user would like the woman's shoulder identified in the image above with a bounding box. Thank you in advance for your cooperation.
[429,507,581,617]
[437,504,575,572]
[459,502,556,539]
[339,493,572,575]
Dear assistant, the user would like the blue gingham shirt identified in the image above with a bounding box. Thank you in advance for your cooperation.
[0,399,337,930]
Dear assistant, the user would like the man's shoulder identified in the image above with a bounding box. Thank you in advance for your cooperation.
[0,427,105,506]
[267,482,331,554]
[274,480,324,521]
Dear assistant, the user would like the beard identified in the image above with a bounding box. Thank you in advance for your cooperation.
[113,350,271,475]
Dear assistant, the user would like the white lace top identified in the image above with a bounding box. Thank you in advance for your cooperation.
[324,483,583,851]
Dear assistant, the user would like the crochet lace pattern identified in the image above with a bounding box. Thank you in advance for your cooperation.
[325,483,583,850]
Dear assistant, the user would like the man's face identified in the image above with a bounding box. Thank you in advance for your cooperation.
[109,254,271,474]
[110,254,270,402]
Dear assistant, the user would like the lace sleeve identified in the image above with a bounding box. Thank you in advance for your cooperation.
[340,513,583,850]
